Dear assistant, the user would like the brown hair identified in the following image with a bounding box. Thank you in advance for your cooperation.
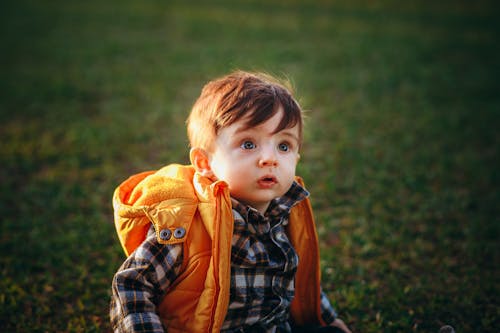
[187,71,303,151]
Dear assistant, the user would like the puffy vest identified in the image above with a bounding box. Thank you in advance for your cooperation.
[113,164,326,332]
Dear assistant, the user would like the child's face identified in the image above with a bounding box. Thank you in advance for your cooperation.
[208,107,300,213]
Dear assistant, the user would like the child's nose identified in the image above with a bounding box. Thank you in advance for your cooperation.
[259,158,278,167]
[258,146,278,167]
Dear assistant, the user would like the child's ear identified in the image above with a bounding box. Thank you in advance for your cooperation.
[190,147,214,178]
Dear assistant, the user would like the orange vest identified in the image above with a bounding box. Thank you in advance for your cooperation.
[113,164,326,332]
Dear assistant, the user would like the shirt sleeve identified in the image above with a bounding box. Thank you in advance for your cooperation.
[319,288,338,326]
[110,229,183,333]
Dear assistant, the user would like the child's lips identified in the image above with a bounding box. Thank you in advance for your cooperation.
[257,175,278,188]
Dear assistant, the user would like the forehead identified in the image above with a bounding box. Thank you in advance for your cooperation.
[226,109,300,138]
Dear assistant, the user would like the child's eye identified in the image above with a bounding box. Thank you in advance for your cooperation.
[278,142,290,152]
[241,140,256,150]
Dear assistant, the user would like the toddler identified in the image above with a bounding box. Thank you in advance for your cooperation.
[110,71,351,333]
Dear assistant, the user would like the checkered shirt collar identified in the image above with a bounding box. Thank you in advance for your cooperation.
[231,181,309,234]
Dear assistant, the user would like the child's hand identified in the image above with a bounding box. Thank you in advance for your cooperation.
[331,318,352,333]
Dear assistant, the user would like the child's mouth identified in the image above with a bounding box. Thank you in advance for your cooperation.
[258,176,277,188]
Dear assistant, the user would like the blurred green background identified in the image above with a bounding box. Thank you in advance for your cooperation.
[1,1,498,332]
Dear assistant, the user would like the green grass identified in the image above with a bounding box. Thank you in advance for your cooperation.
[1,1,498,332]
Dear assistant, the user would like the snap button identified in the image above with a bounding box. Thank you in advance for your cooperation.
[159,229,172,241]
[173,227,186,239]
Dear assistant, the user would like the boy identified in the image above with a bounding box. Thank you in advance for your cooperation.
[110,71,351,333]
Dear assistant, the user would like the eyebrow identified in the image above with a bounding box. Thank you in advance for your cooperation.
[235,124,299,142]
[279,130,300,143]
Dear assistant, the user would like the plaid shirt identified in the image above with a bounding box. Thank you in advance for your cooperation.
[110,182,337,332]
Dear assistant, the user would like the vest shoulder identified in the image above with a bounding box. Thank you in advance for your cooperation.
[144,197,199,245]
[141,165,199,245]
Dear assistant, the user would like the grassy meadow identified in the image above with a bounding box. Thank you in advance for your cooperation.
[1,1,498,332]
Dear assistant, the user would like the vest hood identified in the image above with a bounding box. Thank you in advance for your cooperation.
[113,164,229,256]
